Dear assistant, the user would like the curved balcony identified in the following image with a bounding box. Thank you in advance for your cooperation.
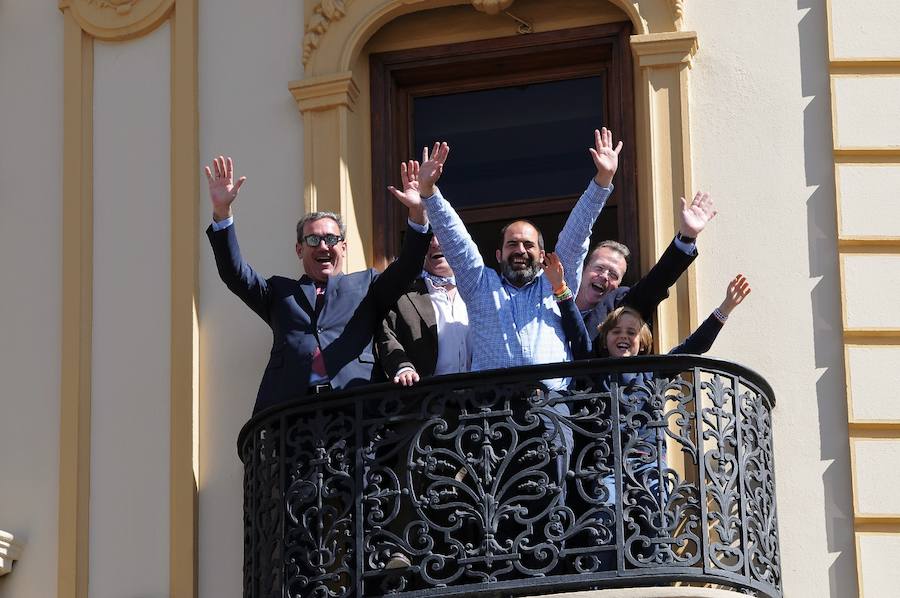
[238,356,781,598]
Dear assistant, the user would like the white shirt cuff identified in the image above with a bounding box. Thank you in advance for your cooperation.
[211,216,234,231]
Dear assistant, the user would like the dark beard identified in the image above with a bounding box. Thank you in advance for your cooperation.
[501,259,540,286]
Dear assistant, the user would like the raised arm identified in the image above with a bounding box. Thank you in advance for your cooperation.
[204,156,272,322]
[205,155,246,222]
[554,128,620,292]
[413,143,490,300]
[620,191,718,322]
[670,274,750,355]
[545,253,591,359]
[718,273,751,318]
[370,156,439,314]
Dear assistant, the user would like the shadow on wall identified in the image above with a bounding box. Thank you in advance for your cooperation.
[797,1,858,597]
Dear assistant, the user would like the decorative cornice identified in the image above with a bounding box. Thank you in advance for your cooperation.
[0,530,23,576]
[59,0,174,41]
[630,31,698,68]
[670,0,685,23]
[471,0,515,15]
[302,0,350,67]
[290,72,360,113]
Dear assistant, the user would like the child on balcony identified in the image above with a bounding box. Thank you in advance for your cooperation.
[591,274,751,564]
[596,273,751,360]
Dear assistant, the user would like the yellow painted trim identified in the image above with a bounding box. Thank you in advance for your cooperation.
[630,31,698,68]
[289,71,360,113]
[60,0,174,42]
[835,148,900,159]
[829,74,839,150]
[834,159,844,241]
[825,0,835,62]
[855,522,900,533]
[831,59,900,75]
[59,4,200,595]
[835,153,900,164]
[839,238,900,252]
[837,250,849,350]
[849,423,900,437]
[170,0,199,596]
[849,435,860,515]
[58,11,93,598]
[843,331,900,343]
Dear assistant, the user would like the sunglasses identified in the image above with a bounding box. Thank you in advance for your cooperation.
[301,233,344,248]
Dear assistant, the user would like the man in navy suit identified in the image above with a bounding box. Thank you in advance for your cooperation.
[205,155,437,414]
[575,191,718,345]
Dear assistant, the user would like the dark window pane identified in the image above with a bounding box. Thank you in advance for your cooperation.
[413,76,605,209]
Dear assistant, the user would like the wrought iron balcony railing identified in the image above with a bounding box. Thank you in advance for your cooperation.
[238,355,780,598]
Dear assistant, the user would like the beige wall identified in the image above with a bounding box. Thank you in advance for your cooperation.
[197,1,304,596]
[4,1,899,597]
[89,25,172,598]
[687,1,856,596]
[0,1,64,597]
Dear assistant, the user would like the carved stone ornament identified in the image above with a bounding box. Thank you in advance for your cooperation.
[671,0,685,22]
[0,530,23,576]
[60,0,175,41]
[88,0,140,15]
[471,0,515,15]
[302,0,350,67]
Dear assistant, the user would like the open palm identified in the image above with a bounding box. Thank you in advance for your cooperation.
[679,191,717,237]
[388,142,450,207]
[589,127,623,187]
[204,155,246,219]
[388,160,423,210]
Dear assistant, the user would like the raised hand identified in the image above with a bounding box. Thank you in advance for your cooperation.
[720,274,751,316]
[679,191,717,238]
[589,127,623,188]
[387,160,423,211]
[416,142,450,199]
[204,156,246,221]
[542,252,566,291]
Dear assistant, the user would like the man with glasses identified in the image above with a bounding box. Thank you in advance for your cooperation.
[205,155,433,414]
[574,191,718,345]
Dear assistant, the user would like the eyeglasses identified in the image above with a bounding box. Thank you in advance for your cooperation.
[301,233,344,247]
[590,265,621,282]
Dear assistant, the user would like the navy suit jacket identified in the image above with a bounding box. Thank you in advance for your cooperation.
[207,222,432,414]
[584,237,698,345]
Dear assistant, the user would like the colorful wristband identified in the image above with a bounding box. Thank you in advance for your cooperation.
[554,287,574,302]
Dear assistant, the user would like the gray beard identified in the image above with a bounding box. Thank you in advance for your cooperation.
[501,260,540,287]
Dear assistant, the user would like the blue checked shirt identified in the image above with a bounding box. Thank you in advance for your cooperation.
[423,180,612,390]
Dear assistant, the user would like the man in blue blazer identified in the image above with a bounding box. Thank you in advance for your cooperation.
[575,191,718,345]
[205,155,437,414]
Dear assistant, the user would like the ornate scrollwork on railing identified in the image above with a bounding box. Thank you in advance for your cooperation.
[239,356,781,598]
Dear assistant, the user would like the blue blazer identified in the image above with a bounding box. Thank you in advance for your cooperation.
[583,237,698,342]
[207,222,432,414]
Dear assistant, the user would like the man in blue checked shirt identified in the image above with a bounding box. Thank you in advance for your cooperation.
[387,128,621,385]
[387,128,623,494]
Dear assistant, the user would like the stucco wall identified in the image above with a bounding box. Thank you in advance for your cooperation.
[0,1,64,597]
[197,1,305,596]
[89,25,173,598]
[686,2,856,597]
[0,1,882,597]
